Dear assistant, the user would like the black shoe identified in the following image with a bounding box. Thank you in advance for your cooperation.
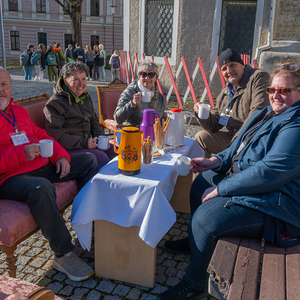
[159,279,206,300]
[164,238,190,254]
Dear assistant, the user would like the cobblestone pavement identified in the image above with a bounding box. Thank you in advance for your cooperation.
[0,68,214,300]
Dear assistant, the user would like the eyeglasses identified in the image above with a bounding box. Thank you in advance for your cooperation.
[266,87,300,95]
[277,64,300,71]
[0,82,11,90]
[139,72,156,79]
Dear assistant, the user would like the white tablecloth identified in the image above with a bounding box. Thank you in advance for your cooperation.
[71,137,204,250]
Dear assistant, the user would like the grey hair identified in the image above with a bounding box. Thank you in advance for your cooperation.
[137,61,159,78]
[61,61,89,78]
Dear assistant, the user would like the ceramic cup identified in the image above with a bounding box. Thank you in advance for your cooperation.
[176,156,191,176]
[142,91,152,103]
[197,103,211,119]
[97,136,109,150]
[38,139,53,158]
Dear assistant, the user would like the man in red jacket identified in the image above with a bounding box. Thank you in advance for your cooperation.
[0,67,98,281]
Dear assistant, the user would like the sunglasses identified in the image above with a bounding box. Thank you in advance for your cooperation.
[140,72,156,79]
[266,87,300,95]
[277,63,300,71]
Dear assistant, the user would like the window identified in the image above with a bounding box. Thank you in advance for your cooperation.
[218,0,257,55]
[38,32,47,45]
[64,34,74,48]
[9,0,18,11]
[144,0,174,57]
[91,35,99,48]
[91,0,99,16]
[36,0,46,13]
[10,31,20,51]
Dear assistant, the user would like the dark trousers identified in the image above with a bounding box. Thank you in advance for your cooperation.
[87,61,94,78]
[0,153,98,256]
[184,170,265,290]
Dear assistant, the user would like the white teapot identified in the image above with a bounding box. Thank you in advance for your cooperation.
[165,108,193,147]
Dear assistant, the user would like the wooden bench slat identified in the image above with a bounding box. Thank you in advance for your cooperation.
[259,242,285,300]
[227,238,261,300]
[207,237,241,295]
[286,245,300,300]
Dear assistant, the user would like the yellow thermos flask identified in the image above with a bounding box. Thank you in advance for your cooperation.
[114,127,142,176]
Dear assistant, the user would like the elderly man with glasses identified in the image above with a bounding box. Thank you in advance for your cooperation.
[0,67,99,282]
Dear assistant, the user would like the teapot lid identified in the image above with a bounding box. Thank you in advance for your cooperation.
[143,109,156,113]
[170,108,182,113]
[122,126,140,133]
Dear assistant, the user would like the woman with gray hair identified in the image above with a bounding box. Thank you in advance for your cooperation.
[43,61,116,169]
[114,61,166,127]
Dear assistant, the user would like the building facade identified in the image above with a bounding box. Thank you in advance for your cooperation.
[0,0,123,66]
[123,0,300,96]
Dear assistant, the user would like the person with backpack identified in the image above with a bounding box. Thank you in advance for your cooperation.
[99,44,106,81]
[109,50,121,81]
[65,44,73,63]
[54,43,66,77]
[84,45,95,81]
[21,44,34,80]
[46,46,58,82]
[73,43,85,63]
[33,43,46,82]
[92,45,100,80]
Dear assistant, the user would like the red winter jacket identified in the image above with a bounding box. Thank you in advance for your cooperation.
[0,99,71,186]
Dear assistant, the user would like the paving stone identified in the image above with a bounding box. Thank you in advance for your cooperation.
[166,267,178,277]
[168,228,181,236]
[15,246,31,255]
[23,266,35,274]
[17,256,31,265]
[162,259,176,268]
[166,276,181,286]
[177,270,185,280]
[125,287,141,300]
[32,240,45,247]
[40,250,54,259]
[65,278,82,287]
[30,257,47,268]
[96,280,116,293]
[23,274,38,283]
[86,290,103,299]
[151,284,168,294]
[103,296,121,300]
[59,285,74,296]
[155,274,166,284]
[53,272,67,281]
[177,261,189,271]
[156,266,166,275]
[46,281,63,293]
[113,284,131,296]
[68,287,89,299]
[36,276,52,286]
[82,277,98,289]
[140,294,158,300]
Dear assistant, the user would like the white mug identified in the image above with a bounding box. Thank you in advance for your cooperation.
[97,135,109,150]
[38,139,53,158]
[197,103,211,119]
[142,91,152,103]
[176,156,191,176]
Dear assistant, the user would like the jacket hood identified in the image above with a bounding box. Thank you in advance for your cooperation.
[54,77,89,105]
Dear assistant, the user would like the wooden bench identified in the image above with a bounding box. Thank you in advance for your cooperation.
[0,93,79,277]
[207,237,300,300]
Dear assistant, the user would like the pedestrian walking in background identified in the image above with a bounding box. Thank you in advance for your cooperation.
[65,44,73,63]
[99,44,106,81]
[73,43,85,63]
[54,43,66,77]
[32,43,46,82]
[109,51,121,81]
[84,45,95,81]
[93,45,100,80]
[46,46,58,82]
[20,44,34,80]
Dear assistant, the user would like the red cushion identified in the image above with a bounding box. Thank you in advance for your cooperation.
[0,181,78,247]
[0,275,63,300]
[23,100,48,130]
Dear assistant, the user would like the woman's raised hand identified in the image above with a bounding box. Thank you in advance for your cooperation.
[132,92,142,108]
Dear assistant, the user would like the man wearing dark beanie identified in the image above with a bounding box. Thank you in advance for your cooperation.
[193,48,270,158]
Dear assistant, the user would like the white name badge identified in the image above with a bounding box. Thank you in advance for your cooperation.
[10,131,30,146]
[218,113,229,127]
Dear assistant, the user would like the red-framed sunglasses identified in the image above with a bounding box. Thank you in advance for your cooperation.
[266,87,300,95]
[139,72,156,79]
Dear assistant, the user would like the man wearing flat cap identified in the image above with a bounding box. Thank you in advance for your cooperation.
[194,48,270,158]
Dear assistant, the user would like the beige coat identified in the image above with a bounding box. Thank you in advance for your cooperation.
[199,65,270,140]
